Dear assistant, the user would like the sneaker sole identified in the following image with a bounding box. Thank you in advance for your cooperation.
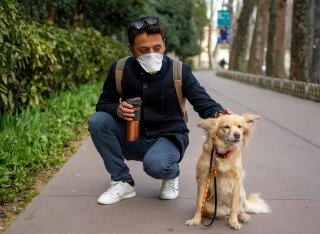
[97,191,136,205]
[159,192,179,200]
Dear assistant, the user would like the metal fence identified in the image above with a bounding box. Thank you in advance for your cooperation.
[216,70,320,102]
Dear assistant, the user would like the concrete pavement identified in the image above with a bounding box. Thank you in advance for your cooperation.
[5,71,320,234]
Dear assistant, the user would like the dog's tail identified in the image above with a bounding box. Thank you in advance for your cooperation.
[245,193,270,214]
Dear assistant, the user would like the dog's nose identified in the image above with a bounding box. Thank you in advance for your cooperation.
[234,132,241,139]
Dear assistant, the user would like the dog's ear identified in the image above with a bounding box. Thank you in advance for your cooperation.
[241,113,261,147]
[197,118,218,132]
[242,113,261,127]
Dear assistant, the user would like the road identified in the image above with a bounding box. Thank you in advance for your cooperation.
[5,70,320,234]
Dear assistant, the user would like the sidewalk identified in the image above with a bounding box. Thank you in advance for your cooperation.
[5,71,320,234]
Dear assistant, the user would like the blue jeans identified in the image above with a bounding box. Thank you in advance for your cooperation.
[88,112,180,183]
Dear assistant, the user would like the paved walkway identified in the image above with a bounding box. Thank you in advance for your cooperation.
[5,71,320,234]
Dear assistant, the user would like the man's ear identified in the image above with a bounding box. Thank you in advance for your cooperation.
[128,44,134,55]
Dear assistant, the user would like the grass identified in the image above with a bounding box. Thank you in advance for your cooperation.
[0,80,102,232]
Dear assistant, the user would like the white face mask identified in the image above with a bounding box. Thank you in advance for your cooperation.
[137,53,163,73]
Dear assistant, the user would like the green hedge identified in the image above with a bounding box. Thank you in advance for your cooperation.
[0,1,128,117]
[0,81,102,202]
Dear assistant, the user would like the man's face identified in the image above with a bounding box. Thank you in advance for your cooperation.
[128,33,165,58]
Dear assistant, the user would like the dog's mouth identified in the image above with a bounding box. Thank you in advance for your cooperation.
[226,138,240,143]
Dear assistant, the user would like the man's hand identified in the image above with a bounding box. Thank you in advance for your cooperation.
[117,101,134,121]
[215,108,233,118]
[223,108,233,115]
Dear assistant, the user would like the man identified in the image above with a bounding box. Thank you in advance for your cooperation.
[218,58,227,69]
[88,16,231,205]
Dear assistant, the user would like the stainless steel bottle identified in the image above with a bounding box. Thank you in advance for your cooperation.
[126,98,142,141]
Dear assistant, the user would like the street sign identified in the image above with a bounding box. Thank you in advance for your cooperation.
[217,10,230,48]
[218,10,230,27]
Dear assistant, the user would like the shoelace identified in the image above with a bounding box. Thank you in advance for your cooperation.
[162,179,176,190]
[105,182,124,195]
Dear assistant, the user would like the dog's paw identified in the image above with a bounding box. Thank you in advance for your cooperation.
[185,217,201,226]
[229,220,242,230]
[238,213,251,223]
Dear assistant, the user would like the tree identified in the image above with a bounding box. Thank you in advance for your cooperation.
[16,0,147,39]
[310,1,320,83]
[212,0,233,67]
[290,0,313,82]
[0,0,23,115]
[227,0,234,46]
[266,0,287,78]
[16,0,78,27]
[208,0,214,68]
[247,0,269,75]
[145,0,206,61]
[229,0,256,71]
[193,0,208,67]
[82,0,146,39]
[192,0,208,43]
[16,0,207,62]
[174,0,206,60]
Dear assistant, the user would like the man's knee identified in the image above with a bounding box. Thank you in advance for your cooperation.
[143,158,165,179]
[143,157,178,179]
[88,112,113,133]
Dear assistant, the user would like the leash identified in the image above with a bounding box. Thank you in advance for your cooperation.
[201,146,218,226]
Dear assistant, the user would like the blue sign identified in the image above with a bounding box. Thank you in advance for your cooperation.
[217,10,230,47]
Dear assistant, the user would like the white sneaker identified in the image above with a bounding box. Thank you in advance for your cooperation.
[159,177,179,200]
[97,180,136,205]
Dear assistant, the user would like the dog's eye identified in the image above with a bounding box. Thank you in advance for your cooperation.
[238,125,242,129]
[222,125,230,129]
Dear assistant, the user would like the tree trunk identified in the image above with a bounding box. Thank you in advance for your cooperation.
[290,0,313,82]
[229,0,256,71]
[74,0,85,27]
[208,0,214,69]
[247,0,269,75]
[266,0,287,78]
[310,1,320,83]
[229,1,241,69]
[227,0,234,46]
[47,7,57,25]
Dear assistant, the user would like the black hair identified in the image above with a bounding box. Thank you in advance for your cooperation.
[127,16,165,48]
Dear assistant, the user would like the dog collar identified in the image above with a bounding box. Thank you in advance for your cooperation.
[215,150,235,159]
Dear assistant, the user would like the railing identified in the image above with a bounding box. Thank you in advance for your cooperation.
[216,70,320,102]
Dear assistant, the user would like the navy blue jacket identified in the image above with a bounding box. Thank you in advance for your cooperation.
[96,55,224,160]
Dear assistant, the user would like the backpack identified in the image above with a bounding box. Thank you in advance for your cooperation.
[115,56,188,122]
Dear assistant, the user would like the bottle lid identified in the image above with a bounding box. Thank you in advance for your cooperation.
[126,98,142,108]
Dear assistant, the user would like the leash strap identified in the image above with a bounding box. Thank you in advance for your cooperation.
[201,147,218,227]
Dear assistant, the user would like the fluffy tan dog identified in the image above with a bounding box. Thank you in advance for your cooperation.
[186,113,270,230]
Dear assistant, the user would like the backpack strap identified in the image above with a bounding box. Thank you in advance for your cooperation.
[172,59,188,122]
[115,56,130,96]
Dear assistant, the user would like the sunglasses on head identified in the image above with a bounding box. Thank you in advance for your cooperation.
[130,16,159,30]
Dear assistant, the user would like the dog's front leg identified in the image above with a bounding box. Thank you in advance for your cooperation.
[229,180,242,230]
[238,188,251,223]
[185,179,207,226]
